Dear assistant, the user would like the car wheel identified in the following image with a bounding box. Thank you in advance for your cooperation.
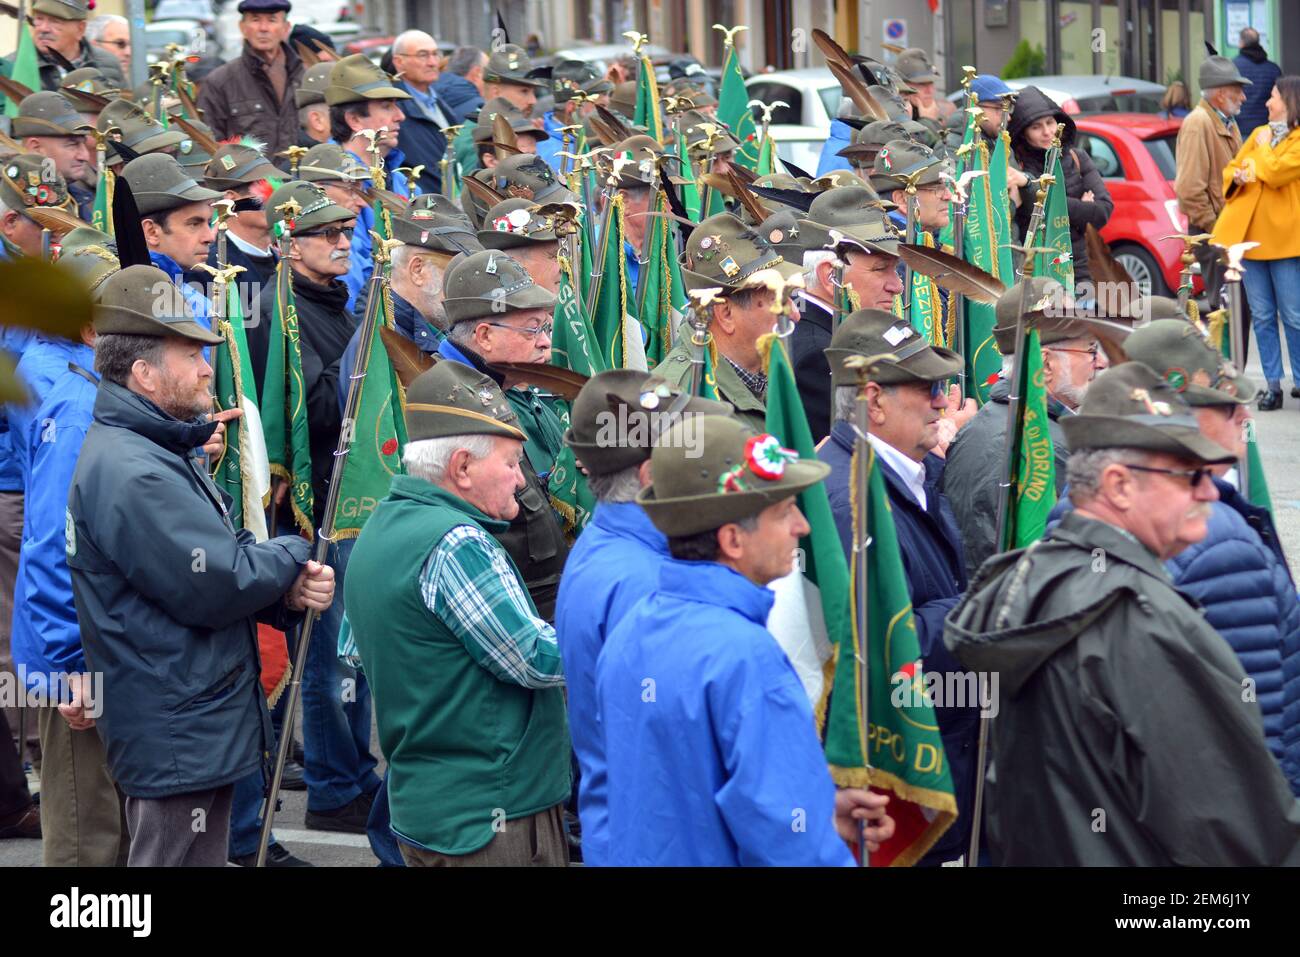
[1111,243,1170,298]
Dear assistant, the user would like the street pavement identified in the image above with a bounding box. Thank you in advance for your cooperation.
[4,352,1300,867]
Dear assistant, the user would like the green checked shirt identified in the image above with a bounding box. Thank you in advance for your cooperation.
[345,474,571,854]
[419,524,564,689]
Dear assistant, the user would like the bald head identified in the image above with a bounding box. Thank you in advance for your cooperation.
[392,30,441,91]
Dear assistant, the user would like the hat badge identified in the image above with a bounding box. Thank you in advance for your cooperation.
[768,228,784,244]
[880,146,892,170]
[1164,368,1188,392]
[220,154,237,171]
[1130,387,1173,416]
[745,434,798,480]
[719,256,739,278]
[478,387,496,407]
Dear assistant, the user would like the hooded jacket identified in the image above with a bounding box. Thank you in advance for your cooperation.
[945,510,1300,865]
[66,379,309,798]
[941,376,1072,577]
[1008,86,1113,286]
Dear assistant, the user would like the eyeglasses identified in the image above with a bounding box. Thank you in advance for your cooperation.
[928,378,952,398]
[97,39,130,50]
[396,50,440,61]
[484,320,553,339]
[1121,463,1215,488]
[1049,342,1101,359]
[297,225,355,243]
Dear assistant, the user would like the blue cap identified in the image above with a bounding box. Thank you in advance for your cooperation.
[237,0,291,12]
[970,74,1014,103]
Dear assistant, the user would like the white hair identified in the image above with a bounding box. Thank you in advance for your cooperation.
[402,434,496,483]
[87,15,128,42]
[393,30,437,57]
[803,249,839,294]
[1066,448,1150,504]
[587,465,642,503]
[298,103,328,127]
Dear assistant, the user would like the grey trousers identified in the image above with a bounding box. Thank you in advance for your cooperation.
[37,707,129,867]
[124,784,234,867]
[398,804,568,867]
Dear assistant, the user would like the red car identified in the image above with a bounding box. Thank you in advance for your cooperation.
[1072,114,1196,298]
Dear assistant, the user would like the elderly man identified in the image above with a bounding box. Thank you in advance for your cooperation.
[942,278,1110,575]
[1091,320,1300,796]
[198,0,304,166]
[13,92,94,221]
[536,60,612,177]
[946,362,1300,864]
[478,198,561,293]
[452,44,546,174]
[392,30,451,197]
[1176,55,1253,323]
[556,371,729,865]
[819,308,977,866]
[85,14,130,78]
[870,139,954,235]
[347,360,571,866]
[1,0,123,91]
[791,186,906,441]
[297,142,369,218]
[653,213,800,432]
[437,250,569,620]
[65,264,334,866]
[247,182,383,836]
[896,48,954,122]
[197,143,283,308]
[0,152,81,258]
[599,414,894,865]
[326,54,412,311]
[434,46,487,125]
[295,62,334,146]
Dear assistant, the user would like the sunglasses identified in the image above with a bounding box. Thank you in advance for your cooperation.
[1122,463,1215,488]
[297,225,355,243]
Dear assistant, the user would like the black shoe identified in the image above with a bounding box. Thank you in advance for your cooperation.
[229,842,313,867]
[305,794,369,834]
[292,741,305,766]
[1291,387,1300,398]
[0,802,40,840]
[279,760,306,791]
[1259,388,1283,411]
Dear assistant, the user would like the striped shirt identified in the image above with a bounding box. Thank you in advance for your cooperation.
[420,524,565,689]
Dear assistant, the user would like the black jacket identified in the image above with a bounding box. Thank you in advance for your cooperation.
[198,43,305,171]
[940,376,1071,577]
[0,38,124,92]
[65,380,309,798]
[790,293,835,443]
[946,510,1300,865]
[249,270,356,527]
[820,423,978,864]
[1008,86,1114,286]
[395,80,446,196]
[185,238,278,326]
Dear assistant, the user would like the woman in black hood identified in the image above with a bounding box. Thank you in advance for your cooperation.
[1008,86,1113,289]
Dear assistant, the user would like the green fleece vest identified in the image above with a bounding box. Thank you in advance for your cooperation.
[345,474,571,855]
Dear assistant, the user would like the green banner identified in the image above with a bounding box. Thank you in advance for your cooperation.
[716,43,759,171]
[1036,154,1075,291]
[1002,327,1057,551]
[260,257,315,537]
[211,282,268,538]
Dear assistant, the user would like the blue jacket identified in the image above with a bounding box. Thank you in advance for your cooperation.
[342,147,411,312]
[396,79,446,197]
[150,251,211,325]
[1050,482,1300,795]
[597,558,854,866]
[536,109,565,177]
[1234,49,1282,147]
[432,73,483,126]
[554,500,668,866]
[10,336,93,491]
[820,423,978,864]
[816,119,853,176]
[11,360,98,699]
[0,323,36,492]
[336,289,443,414]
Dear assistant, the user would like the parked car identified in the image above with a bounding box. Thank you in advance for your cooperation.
[145,19,206,64]
[545,42,673,76]
[1071,113,1193,298]
[745,68,841,132]
[950,75,1167,114]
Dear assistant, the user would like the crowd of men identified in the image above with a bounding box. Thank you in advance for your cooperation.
[0,0,1297,868]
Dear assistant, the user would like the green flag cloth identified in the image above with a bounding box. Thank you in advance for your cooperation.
[823,439,957,866]
[1246,437,1274,514]
[716,42,758,171]
[756,131,776,177]
[589,193,647,371]
[3,23,39,119]
[260,253,315,537]
[1000,327,1057,551]
[637,190,688,366]
[330,279,408,539]
[963,138,1009,404]
[548,257,603,535]
[212,281,270,539]
[632,53,664,143]
[675,123,702,222]
[90,166,115,236]
[908,232,947,348]
[1037,154,1075,290]
[759,332,849,710]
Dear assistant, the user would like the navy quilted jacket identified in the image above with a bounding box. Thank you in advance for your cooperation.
[1167,478,1300,795]
[1234,46,1282,145]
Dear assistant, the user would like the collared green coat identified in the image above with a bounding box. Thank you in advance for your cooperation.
[651,340,765,433]
[944,510,1300,866]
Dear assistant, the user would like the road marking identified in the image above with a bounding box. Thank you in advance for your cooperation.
[274,828,372,848]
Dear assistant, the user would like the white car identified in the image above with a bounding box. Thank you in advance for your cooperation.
[744,68,845,175]
[947,75,1167,114]
[145,19,207,64]
[548,42,673,77]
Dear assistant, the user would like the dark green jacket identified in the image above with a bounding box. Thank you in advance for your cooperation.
[652,340,765,433]
[944,510,1300,865]
[346,474,571,854]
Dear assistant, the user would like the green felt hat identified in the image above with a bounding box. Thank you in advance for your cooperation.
[404,360,527,443]
[826,308,963,386]
[93,264,223,344]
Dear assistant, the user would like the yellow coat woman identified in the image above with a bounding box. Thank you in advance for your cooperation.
[1213,76,1300,409]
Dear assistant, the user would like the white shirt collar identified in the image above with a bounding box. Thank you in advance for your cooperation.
[866,432,928,511]
[227,229,273,258]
